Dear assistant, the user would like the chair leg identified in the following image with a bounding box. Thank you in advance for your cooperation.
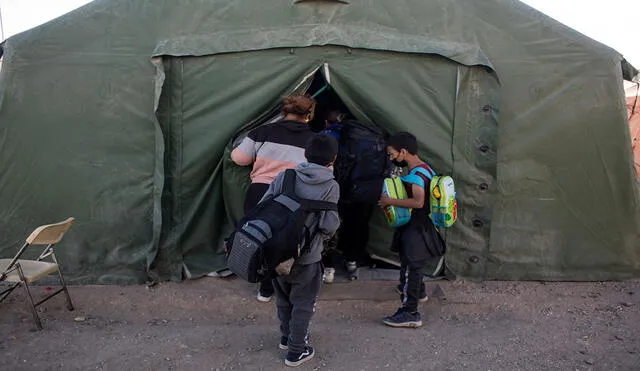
[56,268,74,311]
[0,282,20,303]
[16,268,42,330]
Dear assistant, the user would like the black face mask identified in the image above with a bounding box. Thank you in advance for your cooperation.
[392,160,408,168]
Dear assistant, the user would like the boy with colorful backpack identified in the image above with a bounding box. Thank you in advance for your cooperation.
[378,132,446,328]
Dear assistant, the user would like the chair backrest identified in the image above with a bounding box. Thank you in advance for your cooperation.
[1,218,75,278]
[26,218,75,245]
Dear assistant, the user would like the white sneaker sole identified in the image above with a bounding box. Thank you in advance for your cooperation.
[279,343,288,350]
[256,294,272,303]
[285,352,314,367]
[382,319,423,328]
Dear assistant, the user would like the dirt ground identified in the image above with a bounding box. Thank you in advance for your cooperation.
[1,277,639,371]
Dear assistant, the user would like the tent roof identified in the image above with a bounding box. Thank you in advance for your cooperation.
[2,0,630,76]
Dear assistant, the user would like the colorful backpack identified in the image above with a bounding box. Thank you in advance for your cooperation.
[404,166,458,228]
[381,176,411,227]
[429,175,458,228]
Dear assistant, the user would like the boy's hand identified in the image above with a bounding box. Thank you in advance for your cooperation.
[378,194,393,208]
[379,184,425,209]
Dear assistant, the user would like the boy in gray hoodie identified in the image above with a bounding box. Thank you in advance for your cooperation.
[260,133,340,367]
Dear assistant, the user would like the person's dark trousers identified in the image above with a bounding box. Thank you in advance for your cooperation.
[243,182,270,214]
[399,265,426,299]
[395,225,429,313]
[321,240,338,269]
[337,202,374,264]
[273,262,323,354]
[244,182,275,297]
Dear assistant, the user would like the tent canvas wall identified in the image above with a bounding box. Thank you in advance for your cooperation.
[0,0,638,284]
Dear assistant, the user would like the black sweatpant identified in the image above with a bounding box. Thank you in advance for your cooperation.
[337,202,374,263]
[244,182,275,296]
[273,262,323,354]
[392,219,445,313]
[244,182,270,214]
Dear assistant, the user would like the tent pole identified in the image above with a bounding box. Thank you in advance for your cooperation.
[0,5,4,41]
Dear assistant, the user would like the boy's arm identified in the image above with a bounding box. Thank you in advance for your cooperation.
[380,184,426,209]
[317,182,341,237]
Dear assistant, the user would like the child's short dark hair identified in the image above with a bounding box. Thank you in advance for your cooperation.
[305,133,338,166]
[387,132,418,155]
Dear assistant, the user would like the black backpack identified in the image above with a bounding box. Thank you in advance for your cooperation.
[225,169,338,282]
[334,120,392,203]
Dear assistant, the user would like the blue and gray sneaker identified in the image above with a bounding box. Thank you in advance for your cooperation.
[285,346,315,367]
[278,336,288,350]
[383,308,423,328]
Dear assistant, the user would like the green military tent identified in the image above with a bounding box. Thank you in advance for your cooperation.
[0,0,638,284]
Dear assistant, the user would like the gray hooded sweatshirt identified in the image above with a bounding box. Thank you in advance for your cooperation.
[260,162,341,265]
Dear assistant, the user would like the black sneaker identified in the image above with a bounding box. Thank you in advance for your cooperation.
[383,308,423,328]
[278,336,288,350]
[256,291,273,303]
[396,284,428,303]
[285,346,315,367]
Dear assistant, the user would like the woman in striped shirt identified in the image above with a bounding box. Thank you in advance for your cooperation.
[231,94,317,302]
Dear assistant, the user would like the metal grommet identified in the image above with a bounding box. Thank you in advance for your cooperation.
[468,256,480,264]
[479,183,489,191]
[479,144,490,153]
[482,105,492,112]
[472,220,483,228]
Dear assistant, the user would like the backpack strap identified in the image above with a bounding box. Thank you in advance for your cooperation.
[401,173,425,188]
[281,169,298,199]
[301,199,339,212]
[298,199,338,256]
[401,165,436,188]
[411,166,436,180]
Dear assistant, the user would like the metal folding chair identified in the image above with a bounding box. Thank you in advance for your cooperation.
[0,217,75,330]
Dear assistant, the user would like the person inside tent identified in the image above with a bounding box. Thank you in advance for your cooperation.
[321,110,391,281]
[231,94,317,303]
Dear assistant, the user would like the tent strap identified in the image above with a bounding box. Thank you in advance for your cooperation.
[312,83,330,98]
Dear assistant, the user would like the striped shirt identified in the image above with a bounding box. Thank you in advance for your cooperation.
[231,120,314,184]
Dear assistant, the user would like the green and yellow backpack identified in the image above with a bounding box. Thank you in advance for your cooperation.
[404,166,458,228]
